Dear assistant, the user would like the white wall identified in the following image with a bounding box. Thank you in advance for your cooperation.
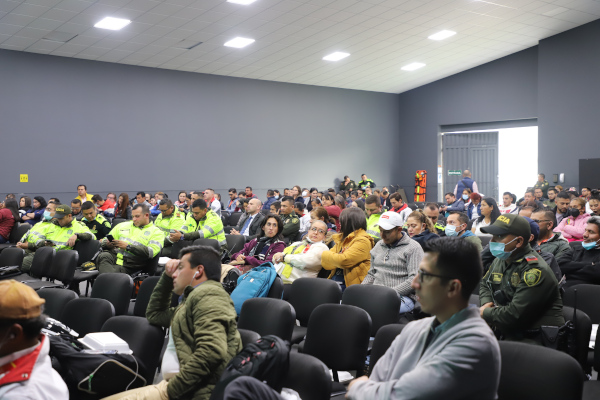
[498,126,539,198]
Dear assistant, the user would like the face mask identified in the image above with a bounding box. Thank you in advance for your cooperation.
[462,194,469,200]
[43,211,53,221]
[302,191,308,197]
[490,237,519,260]
[274,195,280,199]
[582,240,599,250]
[567,208,580,218]
[445,224,462,237]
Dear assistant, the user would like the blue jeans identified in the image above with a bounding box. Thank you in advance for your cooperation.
[0,235,8,244]
[400,296,415,313]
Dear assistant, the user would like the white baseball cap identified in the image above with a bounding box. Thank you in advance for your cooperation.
[378,211,403,230]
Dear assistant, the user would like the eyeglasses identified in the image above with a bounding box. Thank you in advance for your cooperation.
[309,227,326,234]
[417,268,456,283]
[532,219,551,224]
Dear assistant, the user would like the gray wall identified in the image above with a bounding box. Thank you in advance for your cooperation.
[396,47,539,201]
[0,49,400,202]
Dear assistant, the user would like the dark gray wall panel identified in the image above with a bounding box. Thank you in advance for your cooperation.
[0,49,399,201]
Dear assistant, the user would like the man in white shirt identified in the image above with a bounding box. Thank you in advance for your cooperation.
[204,188,222,217]
[231,198,265,241]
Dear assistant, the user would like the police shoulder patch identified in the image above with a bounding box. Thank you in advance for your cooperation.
[523,268,542,287]
[510,272,520,287]
[292,218,299,224]
[492,273,503,283]
[525,256,539,264]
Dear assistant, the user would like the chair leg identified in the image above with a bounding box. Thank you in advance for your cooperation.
[332,370,339,382]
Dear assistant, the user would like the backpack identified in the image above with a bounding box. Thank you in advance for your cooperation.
[209,335,291,400]
[230,262,277,315]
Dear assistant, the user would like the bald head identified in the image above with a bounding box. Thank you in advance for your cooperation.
[247,198,262,215]
[463,170,471,177]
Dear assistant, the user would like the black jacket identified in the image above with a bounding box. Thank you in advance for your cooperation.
[411,229,439,249]
[234,212,265,242]
[559,242,600,287]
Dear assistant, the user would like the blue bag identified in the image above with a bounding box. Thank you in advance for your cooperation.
[230,262,277,315]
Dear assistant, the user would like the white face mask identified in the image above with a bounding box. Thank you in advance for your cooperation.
[302,191,308,197]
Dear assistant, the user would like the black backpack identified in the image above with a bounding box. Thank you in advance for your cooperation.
[210,335,291,400]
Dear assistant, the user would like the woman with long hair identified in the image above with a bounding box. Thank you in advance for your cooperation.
[405,209,439,248]
[321,207,374,291]
[472,197,501,237]
[22,196,47,226]
[322,193,341,231]
[114,193,132,220]
[0,199,19,243]
[18,196,31,221]
[467,192,482,220]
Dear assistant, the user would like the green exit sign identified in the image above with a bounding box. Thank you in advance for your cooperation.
[448,170,462,176]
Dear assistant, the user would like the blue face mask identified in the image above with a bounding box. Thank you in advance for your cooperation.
[43,211,52,221]
[582,240,599,250]
[462,194,469,200]
[490,237,519,260]
[445,224,463,237]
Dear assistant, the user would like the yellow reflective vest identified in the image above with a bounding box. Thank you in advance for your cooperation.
[106,221,164,267]
[45,220,95,251]
[366,213,381,240]
[21,220,55,249]
[154,209,186,239]
[182,210,226,247]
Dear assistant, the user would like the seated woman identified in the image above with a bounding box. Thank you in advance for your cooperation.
[0,198,18,244]
[18,196,32,221]
[471,197,501,237]
[461,188,472,210]
[467,192,481,220]
[322,193,341,231]
[405,210,439,248]
[559,216,600,287]
[306,206,336,244]
[321,207,374,291]
[271,220,329,284]
[554,197,590,242]
[229,214,285,274]
[21,196,46,226]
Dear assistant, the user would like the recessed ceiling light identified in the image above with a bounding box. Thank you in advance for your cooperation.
[323,52,350,61]
[224,37,255,48]
[428,30,456,41]
[401,62,426,71]
[94,17,131,31]
[227,0,258,4]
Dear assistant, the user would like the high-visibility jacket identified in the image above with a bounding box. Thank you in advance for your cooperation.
[182,210,226,247]
[105,221,164,268]
[154,209,186,240]
[81,214,112,239]
[358,179,375,189]
[21,220,55,250]
[366,213,382,240]
[45,220,95,251]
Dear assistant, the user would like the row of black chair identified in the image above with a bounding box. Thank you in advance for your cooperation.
[0,223,31,253]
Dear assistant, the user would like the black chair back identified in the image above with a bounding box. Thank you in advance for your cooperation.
[342,284,400,336]
[193,238,220,252]
[225,235,245,256]
[102,316,165,383]
[112,218,127,227]
[498,341,583,400]
[266,275,283,299]
[238,298,296,342]
[170,240,194,259]
[221,211,230,227]
[38,288,78,320]
[303,304,371,377]
[61,298,115,336]
[73,240,101,266]
[237,328,260,347]
[140,255,159,276]
[282,283,292,301]
[133,276,161,317]
[0,247,24,268]
[91,273,134,316]
[10,223,31,243]
[562,306,592,373]
[369,323,405,375]
[282,352,332,400]
[47,250,78,283]
[289,278,342,326]
[564,285,600,323]
[30,247,56,278]
[228,212,243,227]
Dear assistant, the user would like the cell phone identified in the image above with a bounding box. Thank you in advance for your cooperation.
[106,235,114,242]
[45,240,55,246]
[169,229,176,234]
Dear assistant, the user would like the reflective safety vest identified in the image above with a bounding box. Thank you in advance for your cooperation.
[107,221,164,266]
[182,210,226,247]
[45,220,96,251]
[154,209,186,238]
[366,213,382,239]
[21,221,54,248]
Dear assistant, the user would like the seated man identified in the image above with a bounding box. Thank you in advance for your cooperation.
[532,209,572,262]
[149,192,166,217]
[424,202,446,235]
[544,188,557,209]
[365,195,382,240]
[16,202,57,271]
[225,188,238,213]
[480,214,564,344]
[294,202,311,234]
[70,199,83,221]
[388,193,411,227]
[230,198,265,242]
[262,189,277,211]
[0,280,69,399]
[441,192,464,217]
[97,204,163,275]
[170,199,227,253]
[558,216,600,288]
[271,220,329,283]
[362,211,424,313]
[204,188,222,217]
[225,237,501,400]
[19,204,95,273]
[279,196,300,242]
[154,199,186,256]
[269,201,281,215]
[445,212,482,252]
[81,201,111,240]
[105,245,242,400]
[553,191,571,225]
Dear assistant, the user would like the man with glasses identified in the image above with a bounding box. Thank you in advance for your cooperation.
[362,211,423,313]
[532,209,572,262]
[479,214,564,345]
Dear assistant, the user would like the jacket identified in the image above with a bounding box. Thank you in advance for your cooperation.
[461,230,483,252]
[102,221,163,270]
[539,232,572,263]
[146,276,242,400]
[182,210,226,248]
[467,202,481,220]
[554,213,590,240]
[390,204,412,227]
[534,180,550,197]
[559,242,600,287]
[0,335,69,399]
[81,214,112,240]
[324,205,341,231]
[321,229,374,287]
[411,229,439,248]
[0,208,15,240]
[231,237,285,268]
[262,196,276,211]
[366,213,382,239]
[234,212,265,241]
[21,220,55,250]
[358,179,375,189]
[347,306,500,400]
[363,233,423,300]
[339,180,357,192]
[276,239,328,284]
[446,199,465,214]
[454,177,477,196]
[154,209,187,239]
[45,219,95,251]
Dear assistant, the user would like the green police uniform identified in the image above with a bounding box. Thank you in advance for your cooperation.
[366,213,381,240]
[281,211,300,240]
[339,180,357,192]
[81,214,112,240]
[479,214,564,344]
[534,179,550,197]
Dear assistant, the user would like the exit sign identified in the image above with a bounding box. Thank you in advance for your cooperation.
[448,170,462,176]
[20,174,28,183]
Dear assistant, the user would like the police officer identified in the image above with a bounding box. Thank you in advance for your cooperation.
[279,196,300,242]
[534,173,550,198]
[479,214,564,345]
[364,195,382,240]
[169,199,227,253]
[16,202,57,272]
[81,201,111,240]
[97,203,164,275]
[357,174,376,190]
[19,204,95,273]
[154,198,186,256]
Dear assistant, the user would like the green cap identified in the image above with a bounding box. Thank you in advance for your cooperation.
[480,214,531,238]
[54,204,72,219]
